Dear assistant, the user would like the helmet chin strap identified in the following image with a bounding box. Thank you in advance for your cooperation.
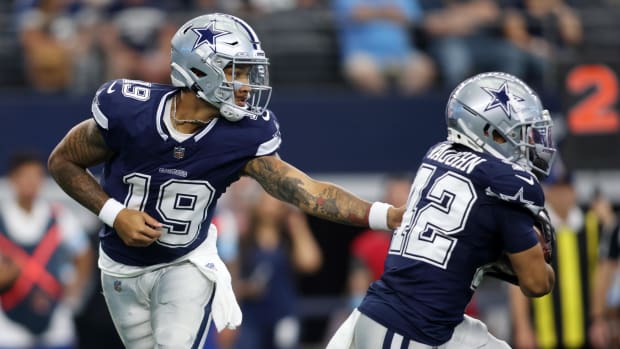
[191,81,247,122]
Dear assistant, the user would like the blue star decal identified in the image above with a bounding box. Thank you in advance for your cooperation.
[191,21,230,51]
[481,81,524,119]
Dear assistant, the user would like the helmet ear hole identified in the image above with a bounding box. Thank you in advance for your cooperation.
[491,130,506,144]
[191,68,207,78]
[482,124,506,144]
[483,123,491,136]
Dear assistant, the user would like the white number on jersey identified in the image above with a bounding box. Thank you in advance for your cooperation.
[121,79,151,101]
[122,173,215,247]
[389,164,477,269]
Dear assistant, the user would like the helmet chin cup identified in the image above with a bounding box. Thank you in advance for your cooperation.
[219,103,246,122]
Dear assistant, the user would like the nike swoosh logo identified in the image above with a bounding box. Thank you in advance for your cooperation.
[107,81,117,94]
[515,174,534,185]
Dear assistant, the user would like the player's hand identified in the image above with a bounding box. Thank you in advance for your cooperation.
[525,204,555,263]
[113,209,162,247]
[387,205,405,230]
[483,253,519,285]
[533,225,552,264]
[533,210,554,263]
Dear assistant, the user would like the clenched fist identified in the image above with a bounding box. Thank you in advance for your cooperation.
[113,209,163,247]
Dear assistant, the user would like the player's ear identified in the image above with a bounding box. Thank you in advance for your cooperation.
[492,130,506,144]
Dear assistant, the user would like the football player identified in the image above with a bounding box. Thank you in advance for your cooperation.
[328,72,556,349]
[47,13,403,349]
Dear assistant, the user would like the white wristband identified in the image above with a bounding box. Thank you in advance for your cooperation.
[368,202,392,230]
[98,199,125,227]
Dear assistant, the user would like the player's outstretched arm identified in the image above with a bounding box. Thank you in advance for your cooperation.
[242,155,404,230]
[507,227,555,298]
[48,119,161,247]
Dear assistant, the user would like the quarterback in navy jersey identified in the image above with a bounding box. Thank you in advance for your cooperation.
[328,72,557,349]
[48,13,403,349]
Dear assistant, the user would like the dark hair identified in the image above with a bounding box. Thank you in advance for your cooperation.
[7,150,44,175]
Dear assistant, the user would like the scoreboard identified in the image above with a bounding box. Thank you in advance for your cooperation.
[562,63,620,169]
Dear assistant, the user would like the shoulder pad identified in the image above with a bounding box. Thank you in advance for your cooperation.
[253,110,281,156]
[92,79,153,130]
[484,160,544,207]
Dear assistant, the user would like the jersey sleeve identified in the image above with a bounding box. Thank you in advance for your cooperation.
[250,109,281,157]
[484,162,545,208]
[91,79,147,151]
[493,203,539,254]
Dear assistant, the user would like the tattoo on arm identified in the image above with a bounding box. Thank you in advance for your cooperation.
[48,119,114,215]
[243,156,370,226]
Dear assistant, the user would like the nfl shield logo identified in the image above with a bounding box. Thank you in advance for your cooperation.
[173,146,185,159]
[113,280,122,292]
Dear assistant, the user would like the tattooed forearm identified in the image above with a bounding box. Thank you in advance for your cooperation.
[50,161,109,215]
[244,156,313,206]
[309,185,369,226]
[48,119,113,215]
[244,156,371,226]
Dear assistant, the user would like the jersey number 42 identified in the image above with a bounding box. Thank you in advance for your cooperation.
[389,164,477,269]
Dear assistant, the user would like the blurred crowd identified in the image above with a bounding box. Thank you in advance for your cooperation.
[2,0,597,96]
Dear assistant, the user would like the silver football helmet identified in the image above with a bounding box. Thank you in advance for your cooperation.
[446,72,556,177]
[170,13,271,121]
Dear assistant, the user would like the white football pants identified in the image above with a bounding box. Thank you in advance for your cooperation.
[328,309,511,349]
[101,261,214,349]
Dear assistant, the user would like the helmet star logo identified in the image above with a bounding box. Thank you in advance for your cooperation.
[481,81,524,119]
[191,21,230,51]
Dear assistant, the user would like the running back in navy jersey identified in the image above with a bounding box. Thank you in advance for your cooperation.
[358,141,544,346]
[91,79,281,266]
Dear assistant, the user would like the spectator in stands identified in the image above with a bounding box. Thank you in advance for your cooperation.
[234,189,322,349]
[420,0,525,88]
[0,151,93,349]
[332,0,435,96]
[509,159,599,349]
[207,178,259,349]
[349,173,412,281]
[502,0,583,87]
[99,0,177,83]
[16,0,104,94]
[588,193,620,349]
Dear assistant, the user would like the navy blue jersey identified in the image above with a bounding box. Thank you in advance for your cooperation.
[359,142,544,346]
[91,79,281,266]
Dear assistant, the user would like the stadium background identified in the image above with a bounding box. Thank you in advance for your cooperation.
[1,0,620,348]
